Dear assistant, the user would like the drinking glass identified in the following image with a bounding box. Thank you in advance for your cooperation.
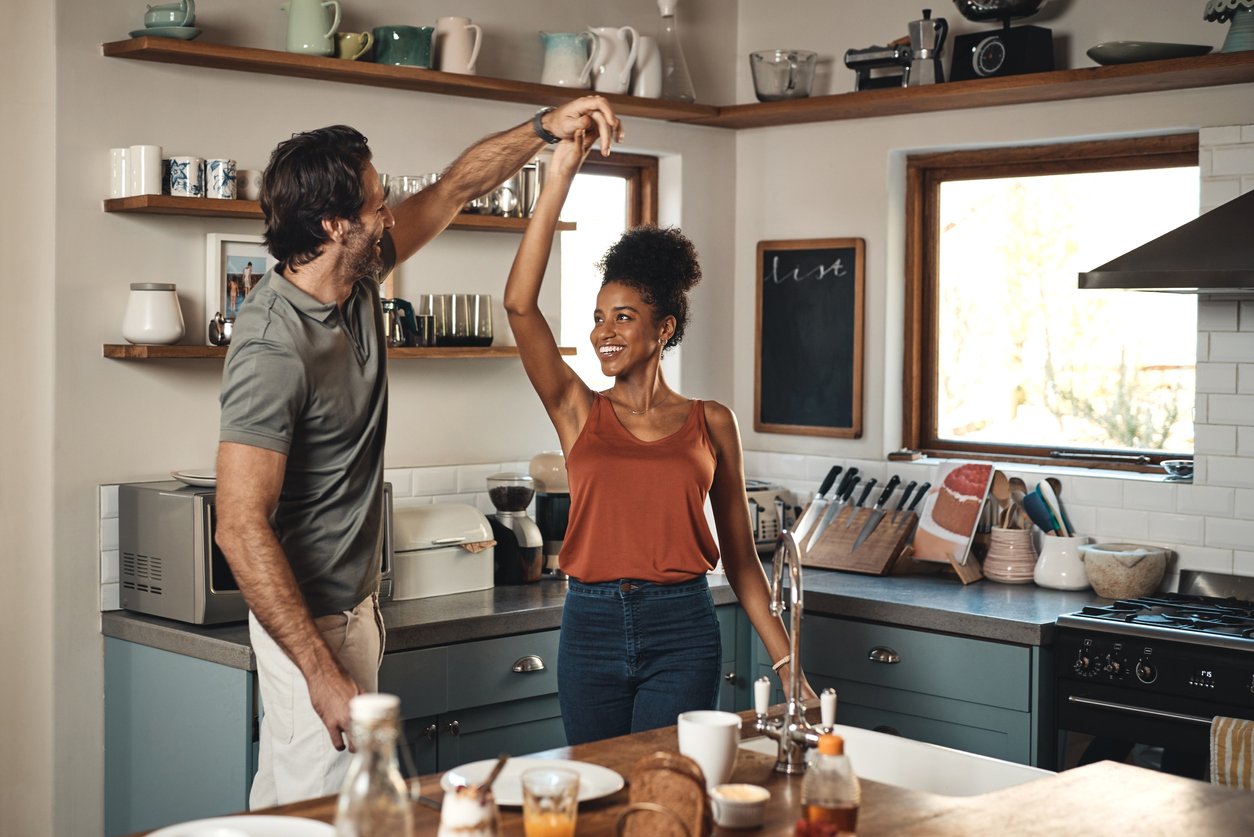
[521,767,579,837]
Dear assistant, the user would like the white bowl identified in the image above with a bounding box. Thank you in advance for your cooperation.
[710,783,769,829]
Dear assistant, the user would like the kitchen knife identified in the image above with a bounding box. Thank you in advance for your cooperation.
[851,475,902,552]
[791,465,843,543]
[844,478,878,529]
[889,480,918,526]
[898,481,930,526]
[808,468,860,546]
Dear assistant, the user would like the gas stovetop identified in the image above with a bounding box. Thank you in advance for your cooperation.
[1058,591,1254,651]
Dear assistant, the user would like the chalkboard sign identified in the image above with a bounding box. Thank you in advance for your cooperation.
[755,238,864,438]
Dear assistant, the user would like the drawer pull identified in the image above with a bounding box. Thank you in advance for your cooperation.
[868,646,901,664]
[424,724,438,742]
[724,672,737,684]
[512,654,546,673]
[445,720,460,736]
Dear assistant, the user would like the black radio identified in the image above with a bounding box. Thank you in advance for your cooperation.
[950,24,1054,80]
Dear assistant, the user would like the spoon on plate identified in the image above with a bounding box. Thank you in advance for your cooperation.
[476,753,510,797]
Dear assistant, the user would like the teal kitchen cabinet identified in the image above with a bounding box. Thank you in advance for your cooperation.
[104,638,257,837]
[799,615,1052,766]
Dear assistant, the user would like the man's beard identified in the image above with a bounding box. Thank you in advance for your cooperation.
[343,221,384,281]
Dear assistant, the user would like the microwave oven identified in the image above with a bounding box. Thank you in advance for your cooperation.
[118,480,393,625]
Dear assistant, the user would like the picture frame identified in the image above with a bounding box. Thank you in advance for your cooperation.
[754,238,865,438]
[205,233,275,342]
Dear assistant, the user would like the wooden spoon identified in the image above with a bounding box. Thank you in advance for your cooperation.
[1008,477,1028,529]
[989,470,1011,529]
[1045,477,1075,536]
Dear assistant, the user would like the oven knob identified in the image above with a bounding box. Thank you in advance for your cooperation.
[1135,660,1157,684]
[1103,655,1128,678]
[1073,652,1096,676]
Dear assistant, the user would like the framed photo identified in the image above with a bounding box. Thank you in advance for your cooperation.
[205,233,275,340]
[754,238,864,438]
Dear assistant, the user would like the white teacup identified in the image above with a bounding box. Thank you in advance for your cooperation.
[677,710,741,790]
[710,783,770,829]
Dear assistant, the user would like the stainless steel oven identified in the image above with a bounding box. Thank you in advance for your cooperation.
[119,480,393,625]
[1053,571,1254,779]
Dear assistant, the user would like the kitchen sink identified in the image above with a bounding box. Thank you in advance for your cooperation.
[739,724,1053,797]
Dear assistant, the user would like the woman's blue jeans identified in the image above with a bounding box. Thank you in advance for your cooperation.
[558,575,721,746]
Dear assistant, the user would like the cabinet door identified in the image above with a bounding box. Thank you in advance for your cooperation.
[399,715,441,778]
[446,630,560,712]
[436,694,566,771]
[379,646,449,719]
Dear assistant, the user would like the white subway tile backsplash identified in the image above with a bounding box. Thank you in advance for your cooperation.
[1173,544,1235,574]
[766,452,809,481]
[1198,301,1240,332]
[1242,125,1254,143]
[1068,476,1124,507]
[100,517,118,552]
[1177,484,1236,517]
[410,466,459,496]
[101,549,119,585]
[1207,394,1254,424]
[1148,513,1205,546]
[1234,489,1254,520]
[1239,426,1254,456]
[1206,516,1254,550]
[1196,332,1210,364]
[1238,364,1254,394]
[101,582,120,611]
[1210,332,1254,362]
[1194,424,1237,455]
[1240,301,1254,330]
[1122,481,1177,512]
[1195,362,1237,393]
[383,468,413,497]
[1086,507,1150,540]
[1235,551,1254,575]
[1201,125,1243,145]
[100,484,118,519]
[1207,455,1254,489]
[1062,505,1096,537]
[457,463,504,493]
[1212,144,1254,177]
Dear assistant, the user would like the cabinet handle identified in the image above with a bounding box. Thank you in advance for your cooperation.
[868,646,900,664]
[512,654,546,673]
[723,672,737,684]
[424,724,438,742]
[445,720,460,736]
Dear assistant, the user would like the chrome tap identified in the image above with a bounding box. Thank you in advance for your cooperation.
[752,527,837,773]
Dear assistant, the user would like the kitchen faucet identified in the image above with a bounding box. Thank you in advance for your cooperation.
[753,526,837,774]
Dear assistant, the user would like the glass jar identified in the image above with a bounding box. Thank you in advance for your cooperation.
[122,283,185,345]
[334,694,413,837]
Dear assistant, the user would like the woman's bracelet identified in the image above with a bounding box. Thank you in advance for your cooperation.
[771,654,792,672]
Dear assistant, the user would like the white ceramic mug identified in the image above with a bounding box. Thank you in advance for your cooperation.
[237,169,263,201]
[128,144,162,196]
[677,710,741,790]
[631,35,662,97]
[587,25,638,94]
[205,158,236,199]
[168,156,204,197]
[435,16,482,74]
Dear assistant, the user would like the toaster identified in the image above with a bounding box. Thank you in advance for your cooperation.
[745,480,796,554]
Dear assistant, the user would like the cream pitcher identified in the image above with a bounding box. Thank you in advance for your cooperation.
[587,25,639,94]
[539,31,594,87]
[281,0,341,56]
[435,16,483,74]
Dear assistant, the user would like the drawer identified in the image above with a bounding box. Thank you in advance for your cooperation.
[379,646,448,719]
[446,629,561,712]
[800,615,1031,712]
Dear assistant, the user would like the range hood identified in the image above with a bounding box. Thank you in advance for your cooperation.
[1078,189,1254,295]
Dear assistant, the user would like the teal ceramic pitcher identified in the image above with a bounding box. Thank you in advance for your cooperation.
[539,32,594,88]
[280,0,341,56]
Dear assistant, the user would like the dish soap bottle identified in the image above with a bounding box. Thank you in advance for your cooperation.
[800,733,860,833]
[656,0,695,102]
[334,693,413,837]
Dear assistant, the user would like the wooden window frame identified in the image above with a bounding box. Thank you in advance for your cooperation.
[577,151,658,227]
[902,133,1198,472]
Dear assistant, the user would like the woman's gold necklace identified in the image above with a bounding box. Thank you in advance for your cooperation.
[624,389,671,415]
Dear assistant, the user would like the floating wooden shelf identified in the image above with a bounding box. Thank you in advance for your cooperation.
[103,37,1254,130]
[102,195,575,232]
[103,344,575,360]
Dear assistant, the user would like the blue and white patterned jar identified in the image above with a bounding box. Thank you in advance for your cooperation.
[168,156,204,197]
[205,158,237,199]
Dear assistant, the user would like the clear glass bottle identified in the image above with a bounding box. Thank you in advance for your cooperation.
[656,0,695,102]
[334,693,414,837]
[800,733,861,833]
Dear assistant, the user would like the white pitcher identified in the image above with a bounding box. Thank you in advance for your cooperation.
[539,31,594,88]
[435,16,483,75]
[587,25,638,94]
[631,35,662,97]
[280,0,341,56]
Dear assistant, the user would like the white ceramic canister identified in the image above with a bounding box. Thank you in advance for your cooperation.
[122,282,186,344]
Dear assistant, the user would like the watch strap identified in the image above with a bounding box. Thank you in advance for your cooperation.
[531,106,560,144]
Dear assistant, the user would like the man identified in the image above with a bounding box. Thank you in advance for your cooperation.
[215,98,622,808]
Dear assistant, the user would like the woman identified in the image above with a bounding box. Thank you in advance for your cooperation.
[504,132,814,745]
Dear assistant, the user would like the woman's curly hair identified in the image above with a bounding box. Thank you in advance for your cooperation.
[597,225,702,351]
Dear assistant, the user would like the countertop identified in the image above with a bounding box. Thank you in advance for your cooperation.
[100,566,1103,671]
[124,709,1254,836]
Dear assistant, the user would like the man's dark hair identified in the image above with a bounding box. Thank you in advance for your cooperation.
[261,125,373,272]
[597,225,702,351]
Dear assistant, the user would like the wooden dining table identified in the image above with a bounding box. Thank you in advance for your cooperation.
[131,709,1254,835]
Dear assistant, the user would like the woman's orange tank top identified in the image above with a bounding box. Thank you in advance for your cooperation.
[560,393,720,584]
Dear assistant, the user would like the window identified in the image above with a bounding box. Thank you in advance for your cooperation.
[903,135,1198,470]
[559,153,657,389]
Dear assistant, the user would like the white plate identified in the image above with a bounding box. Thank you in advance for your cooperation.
[441,757,625,806]
[147,815,333,837]
[130,26,203,40]
[172,469,216,487]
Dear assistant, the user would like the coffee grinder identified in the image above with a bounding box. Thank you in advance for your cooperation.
[486,473,544,585]
[529,451,570,576]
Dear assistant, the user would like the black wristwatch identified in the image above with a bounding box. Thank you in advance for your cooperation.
[531,106,560,144]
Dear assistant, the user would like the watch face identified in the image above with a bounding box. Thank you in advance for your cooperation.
[974,35,1007,76]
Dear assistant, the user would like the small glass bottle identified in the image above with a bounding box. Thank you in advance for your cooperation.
[334,693,414,837]
[656,0,696,102]
[800,733,860,833]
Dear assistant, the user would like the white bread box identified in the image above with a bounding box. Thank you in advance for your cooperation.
[391,502,494,600]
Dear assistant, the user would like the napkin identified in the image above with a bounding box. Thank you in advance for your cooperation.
[1210,715,1254,789]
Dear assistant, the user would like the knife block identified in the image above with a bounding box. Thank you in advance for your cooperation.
[802,508,917,575]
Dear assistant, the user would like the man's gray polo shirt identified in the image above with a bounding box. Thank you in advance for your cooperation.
[219,238,395,617]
